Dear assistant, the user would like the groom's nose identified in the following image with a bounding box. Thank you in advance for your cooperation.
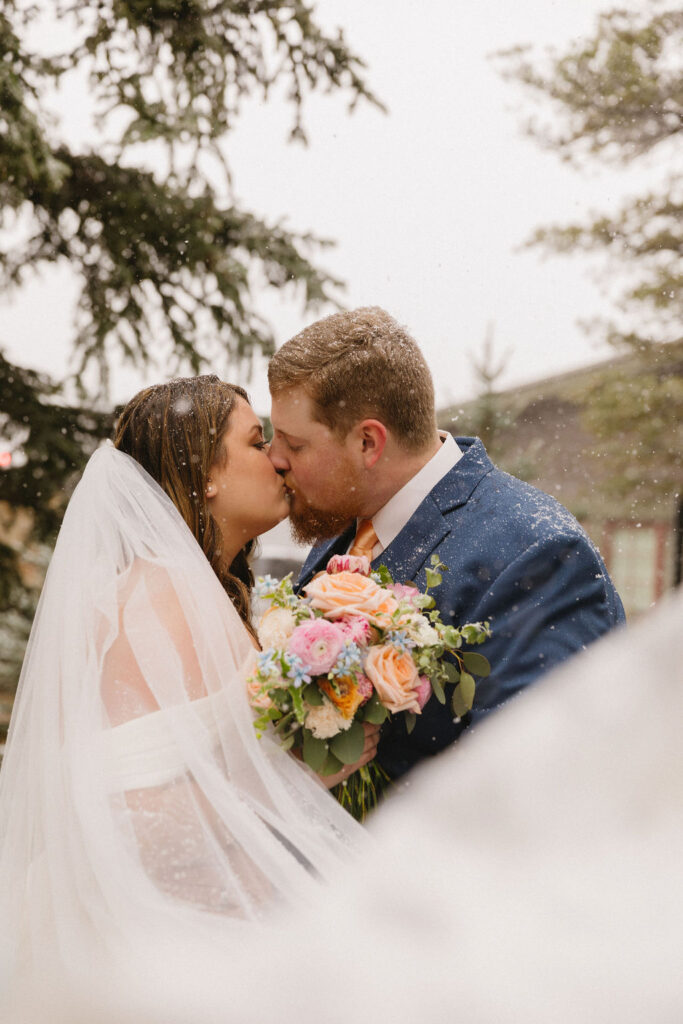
[267,438,290,472]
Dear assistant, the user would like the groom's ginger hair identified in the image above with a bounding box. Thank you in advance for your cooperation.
[113,375,256,638]
[268,307,437,451]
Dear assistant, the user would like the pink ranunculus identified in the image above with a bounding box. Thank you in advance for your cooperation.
[356,673,374,704]
[326,554,371,576]
[388,583,421,603]
[414,675,432,710]
[336,615,371,647]
[287,619,345,675]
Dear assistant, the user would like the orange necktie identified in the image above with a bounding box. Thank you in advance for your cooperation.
[349,518,379,560]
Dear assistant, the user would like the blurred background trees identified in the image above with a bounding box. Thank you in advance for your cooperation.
[497,4,683,500]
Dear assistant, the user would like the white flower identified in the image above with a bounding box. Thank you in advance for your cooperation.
[257,606,297,649]
[305,697,353,740]
[401,613,440,647]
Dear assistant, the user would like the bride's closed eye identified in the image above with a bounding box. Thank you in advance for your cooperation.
[254,440,269,451]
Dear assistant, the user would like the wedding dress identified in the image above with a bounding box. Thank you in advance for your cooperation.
[0,444,363,1006]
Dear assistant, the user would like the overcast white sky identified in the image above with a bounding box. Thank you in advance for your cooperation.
[0,0,658,415]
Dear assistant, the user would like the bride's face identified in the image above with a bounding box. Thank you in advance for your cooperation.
[206,397,290,546]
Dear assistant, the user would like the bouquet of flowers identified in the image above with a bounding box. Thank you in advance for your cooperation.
[247,553,491,821]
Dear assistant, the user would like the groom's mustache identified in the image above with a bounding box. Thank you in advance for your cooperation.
[281,480,356,546]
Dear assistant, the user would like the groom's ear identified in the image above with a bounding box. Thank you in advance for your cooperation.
[356,419,387,469]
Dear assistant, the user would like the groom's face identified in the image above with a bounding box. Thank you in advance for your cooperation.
[269,388,364,544]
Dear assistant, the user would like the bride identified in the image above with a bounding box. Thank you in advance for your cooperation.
[0,376,372,1003]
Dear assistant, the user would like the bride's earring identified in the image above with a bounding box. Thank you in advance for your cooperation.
[206,480,216,498]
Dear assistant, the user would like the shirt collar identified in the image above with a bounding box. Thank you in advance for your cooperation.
[367,432,462,555]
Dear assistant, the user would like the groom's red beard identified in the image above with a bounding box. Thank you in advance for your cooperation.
[286,488,359,546]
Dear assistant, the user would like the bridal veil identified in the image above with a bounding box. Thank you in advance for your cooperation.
[0,444,363,998]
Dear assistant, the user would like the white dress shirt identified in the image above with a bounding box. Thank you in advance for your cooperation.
[350,432,462,559]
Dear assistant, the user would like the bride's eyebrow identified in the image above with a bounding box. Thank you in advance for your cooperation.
[248,423,265,439]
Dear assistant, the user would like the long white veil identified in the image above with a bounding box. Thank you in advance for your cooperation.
[0,444,363,998]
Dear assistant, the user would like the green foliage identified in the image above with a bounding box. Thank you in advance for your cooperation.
[496,8,683,162]
[497,4,683,498]
[302,728,327,773]
[1,1,381,392]
[361,693,389,725]
[467,323,513,457]
[329,720,365,765]
[0,348,113,688]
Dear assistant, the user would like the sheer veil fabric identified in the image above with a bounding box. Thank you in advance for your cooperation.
[0,445,364,998]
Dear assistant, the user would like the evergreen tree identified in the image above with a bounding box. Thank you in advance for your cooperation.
[497,4,683,497]
[0,0,381,689]
[467,322,511,458]
[1,0,381,390]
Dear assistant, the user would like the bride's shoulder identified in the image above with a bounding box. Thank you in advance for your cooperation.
[118,557,185,601]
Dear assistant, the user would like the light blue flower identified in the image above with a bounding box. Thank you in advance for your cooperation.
[285,653,311,688]
[257,649,277,670]
[329,641,363,679]
[254,575,279,598]
[386,629,416,653]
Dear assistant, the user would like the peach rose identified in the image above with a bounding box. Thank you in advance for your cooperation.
[303,571,398,627]
[364,645,422,715]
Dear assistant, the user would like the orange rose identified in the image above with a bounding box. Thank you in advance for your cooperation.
[319,675,365,720]
[303,571,398,627]
[364,645,421,715]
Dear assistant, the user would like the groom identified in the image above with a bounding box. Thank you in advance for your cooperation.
[267,307,625,783]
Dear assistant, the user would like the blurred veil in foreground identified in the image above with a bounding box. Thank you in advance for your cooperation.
[4,553,682,1021]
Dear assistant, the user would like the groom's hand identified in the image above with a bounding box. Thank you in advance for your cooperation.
[319,722,381,790]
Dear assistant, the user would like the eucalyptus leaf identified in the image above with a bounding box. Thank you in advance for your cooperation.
[373,564,393,585]
[442,660,460,683]
[462,651,491,678]
[451,672,476,718]
[431,675,446,705]
[279,733,295,752]
[405,712,416,735]
[451,684,469,719]
[302,729,328,772]
[320,750,344,777]
[303,683,323,706]
[362,694,389,724]
[425,569,442,589]
[330,720,365,765]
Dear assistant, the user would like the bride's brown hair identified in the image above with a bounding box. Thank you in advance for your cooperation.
[114,375,256,636]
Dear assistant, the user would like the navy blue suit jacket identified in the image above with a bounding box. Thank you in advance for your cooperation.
[297,437,626,781]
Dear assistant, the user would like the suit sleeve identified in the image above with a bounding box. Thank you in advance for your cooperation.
[465,532,624,721]
[377,532,625,780]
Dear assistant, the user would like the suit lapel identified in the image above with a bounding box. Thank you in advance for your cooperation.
[376,496,450,585]
[375,438,494,584]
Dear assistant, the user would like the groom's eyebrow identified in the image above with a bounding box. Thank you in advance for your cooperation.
[274,427,301,441]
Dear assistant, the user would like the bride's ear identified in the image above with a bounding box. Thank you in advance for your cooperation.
[205,479,217,498]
